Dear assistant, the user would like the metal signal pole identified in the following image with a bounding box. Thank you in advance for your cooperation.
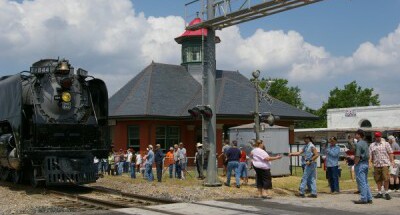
[185,0,323,187]
[204,0,220,187]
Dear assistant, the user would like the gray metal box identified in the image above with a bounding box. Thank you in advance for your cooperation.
[229,123,290,176]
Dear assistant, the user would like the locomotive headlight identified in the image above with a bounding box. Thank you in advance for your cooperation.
[61,92,72,102]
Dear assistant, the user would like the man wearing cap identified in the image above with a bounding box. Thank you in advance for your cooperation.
[144,145,154,182]
[387,135,400,191]
[165,147,175,178]
[353,129,372,204]
[289,135,319,198]
[369,131,395,200]
[195,142,205,180]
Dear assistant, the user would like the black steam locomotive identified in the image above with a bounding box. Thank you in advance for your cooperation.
[0,59,109,186]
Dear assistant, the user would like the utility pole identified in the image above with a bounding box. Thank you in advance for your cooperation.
[252,70,278,141]
[252,70,261,141]
[203,0,220,187]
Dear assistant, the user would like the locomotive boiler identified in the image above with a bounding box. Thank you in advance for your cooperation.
[0,58,109,186]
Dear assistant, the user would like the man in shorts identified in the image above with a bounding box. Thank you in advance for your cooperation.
[369,132,395,200]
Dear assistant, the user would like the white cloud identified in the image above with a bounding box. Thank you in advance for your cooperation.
[215,23,400,108]
[216,27,330,76]
[0,0,184,95]
[1,0,399,108]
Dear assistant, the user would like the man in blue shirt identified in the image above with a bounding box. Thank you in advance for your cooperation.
[289,135,319,198]
[325,136,340,193]
[145,145,154,182]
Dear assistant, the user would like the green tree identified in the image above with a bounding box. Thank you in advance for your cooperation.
[307,81,380,128]
[259,78,304,110]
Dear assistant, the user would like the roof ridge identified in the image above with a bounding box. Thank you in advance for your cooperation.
[180,85,202,116]
[145,63,155,115]
[216,75,226,113]
[150,61,183,68]
[113,66,149,114]
[223,72,253,88]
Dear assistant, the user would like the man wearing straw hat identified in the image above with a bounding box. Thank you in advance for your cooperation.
[195,142,205,180]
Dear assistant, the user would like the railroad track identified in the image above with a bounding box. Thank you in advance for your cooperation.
[47,185,179,212]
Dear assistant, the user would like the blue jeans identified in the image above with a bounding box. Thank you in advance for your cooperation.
[101,161,107,173]
[145,163,153,181]
[130,163,136,178]
[124,161,129,173]
[327,166,340,192]
[301,164,312,191]
[238,162,248,177]
[175,161,182,179]
[156,162,163,182]
[300,162,317,195]
[226,161,240,186]
[355,161,372,202]
[168,164,174,178]
[118,162,124,175]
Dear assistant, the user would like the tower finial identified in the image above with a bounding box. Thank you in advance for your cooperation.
[196,12,199,18]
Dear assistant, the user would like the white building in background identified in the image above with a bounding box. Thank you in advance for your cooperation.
[295,105,400,144]
[327,105,400,129]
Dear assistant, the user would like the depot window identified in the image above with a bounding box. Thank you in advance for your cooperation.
[127,125,140,149]
[156,126,180,150]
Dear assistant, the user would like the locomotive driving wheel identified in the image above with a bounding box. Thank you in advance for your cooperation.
[0,167,10,181]
[11,169,22,184]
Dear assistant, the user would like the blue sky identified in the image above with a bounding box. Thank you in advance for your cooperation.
[1,0,400,109]
[134,0,400,56]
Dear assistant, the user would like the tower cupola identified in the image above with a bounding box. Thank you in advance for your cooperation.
[175,17,220,66]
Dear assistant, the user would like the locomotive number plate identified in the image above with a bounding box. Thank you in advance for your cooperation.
[62,102,72,110]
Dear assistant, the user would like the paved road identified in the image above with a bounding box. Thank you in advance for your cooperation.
[51,192,399,215]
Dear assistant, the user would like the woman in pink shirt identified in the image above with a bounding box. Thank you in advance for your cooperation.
[250,140,282,198]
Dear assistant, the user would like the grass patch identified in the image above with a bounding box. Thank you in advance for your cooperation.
[290,161,375,192]
[100,161,376,194]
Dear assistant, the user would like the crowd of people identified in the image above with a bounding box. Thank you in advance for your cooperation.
[94,142,191,182]
[219,129,399,203]
[94,129,399,203]
[221,139,282,198]
[289,129,399,204]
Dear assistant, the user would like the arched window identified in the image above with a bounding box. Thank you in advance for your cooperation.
[360,120,372,128]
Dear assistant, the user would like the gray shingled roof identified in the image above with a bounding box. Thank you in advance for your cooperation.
[109,62,317,120]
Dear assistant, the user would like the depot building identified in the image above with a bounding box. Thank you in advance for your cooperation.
[108,17,317,164]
